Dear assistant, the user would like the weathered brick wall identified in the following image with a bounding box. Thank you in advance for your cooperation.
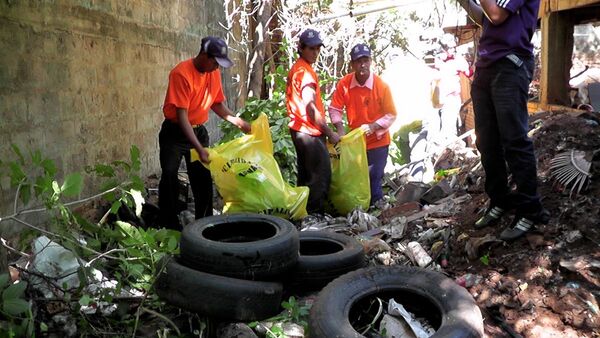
[0,1,240,235]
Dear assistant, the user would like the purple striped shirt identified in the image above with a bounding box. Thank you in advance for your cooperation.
[476,0,540,68]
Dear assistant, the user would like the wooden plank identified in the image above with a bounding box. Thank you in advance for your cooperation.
[528,101,586,113]
[539,12,573,107]
[540,0,599,16]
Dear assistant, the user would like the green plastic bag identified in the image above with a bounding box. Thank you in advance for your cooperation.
[191,113,308,220]
[327,128,370,215]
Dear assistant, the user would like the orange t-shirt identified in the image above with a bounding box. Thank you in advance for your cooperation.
[330,74,397,149]
[286,58,325,136]
[162,59,225,125]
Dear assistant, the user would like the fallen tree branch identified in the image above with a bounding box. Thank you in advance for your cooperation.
[1,237,30,258]
[141,307,181,336]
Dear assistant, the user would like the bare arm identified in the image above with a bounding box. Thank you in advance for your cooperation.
[176,108,210,163]
[479,0,510,25]
[328,106,346,137]
[211,102,251,133]
[302,85,340,143]
[456,0,484,26]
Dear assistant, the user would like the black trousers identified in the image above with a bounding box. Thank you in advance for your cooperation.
[158,120,213,229]
[290,129,331,214]
[471,56,542,215]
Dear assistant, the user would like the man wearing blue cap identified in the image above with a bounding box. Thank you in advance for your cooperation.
[328,43,397,208]
[286,28,340,214]
[158,36,251,229]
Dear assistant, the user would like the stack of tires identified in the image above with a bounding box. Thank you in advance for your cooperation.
[154,213,365,321]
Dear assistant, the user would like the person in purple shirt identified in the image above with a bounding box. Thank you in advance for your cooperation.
[456,0,548,240]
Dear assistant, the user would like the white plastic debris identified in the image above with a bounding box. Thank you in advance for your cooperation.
[347,208,381,231]
[388,299,435,337]
[379,314,417,338]
[376,251,393,265]
[406,242,432,267]
[29,236,142,316]
[385,216,407,239]
[282,322,304,338]
[30,236,83,298]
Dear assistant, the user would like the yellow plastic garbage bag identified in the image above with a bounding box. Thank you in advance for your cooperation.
[327,128,370,215]
[191,113,308,220]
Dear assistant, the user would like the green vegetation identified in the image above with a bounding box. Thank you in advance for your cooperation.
[0,145,180,336]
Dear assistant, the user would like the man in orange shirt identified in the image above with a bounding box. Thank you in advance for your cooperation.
[159,36,251,229]
[329,43,397,206]
[286,29,340,214]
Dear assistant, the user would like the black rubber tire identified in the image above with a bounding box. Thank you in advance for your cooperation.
[287,231,365,291]
[180,213,299,280]
[154,256,283,321]
[309,265,484,338]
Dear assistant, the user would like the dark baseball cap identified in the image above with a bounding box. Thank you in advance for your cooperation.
[350,43,371,61]
[200,36,233,68]
[299,29,324,47]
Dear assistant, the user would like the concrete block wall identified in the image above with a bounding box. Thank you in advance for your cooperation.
[0,0,238,235]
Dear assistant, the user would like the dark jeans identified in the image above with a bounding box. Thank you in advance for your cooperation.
[158,120,213,229]
[290,129,331,214]
[471,56,542,215]
[367,145,389,204]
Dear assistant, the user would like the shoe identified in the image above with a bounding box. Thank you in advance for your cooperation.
[474,206,505,229]
[499,216,534,241]
[499,208,550,241]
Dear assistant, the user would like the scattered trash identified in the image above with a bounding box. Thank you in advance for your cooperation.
[395,182,430,204]
[465,234,501,260]
[376,251,393,265]
[282,322,305,338]
[565,282,600,315]
[29,236,85,298]
[455,273,483,288]
[560,255,600,271]
[550,149,597,195]
[420,179,452,204]
[217,323,258,338]
[28,236,141,316]
[383,216,408,239]
[380,314,418,338]
[348,208,381,231]
[387,298,435,337]
[178,210,195,227]
[519,282,529,292]
[360,237,392,255]
[565,230,583,243]
[405,241,433,268]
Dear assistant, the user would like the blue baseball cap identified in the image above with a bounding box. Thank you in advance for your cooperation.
[299,29,324,47]
[200,36,233,68]
[350,43,371,61]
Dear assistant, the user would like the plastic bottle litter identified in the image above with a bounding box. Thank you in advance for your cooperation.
[455,273,483,288]
[406,241,433,267]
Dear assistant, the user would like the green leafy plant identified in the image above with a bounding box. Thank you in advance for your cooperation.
[85,145,145,219]
[480,251,490,266]
[248,296,312,337]
[0,274,34,338]
[0,145,181,336]
[434,167,460,182]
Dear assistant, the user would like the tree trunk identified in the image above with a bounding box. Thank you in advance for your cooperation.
[247,0,273,98]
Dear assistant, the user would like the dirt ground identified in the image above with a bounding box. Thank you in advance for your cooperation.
[409,111,600,338]
[151,110,600,337]
[15,110,599,337]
